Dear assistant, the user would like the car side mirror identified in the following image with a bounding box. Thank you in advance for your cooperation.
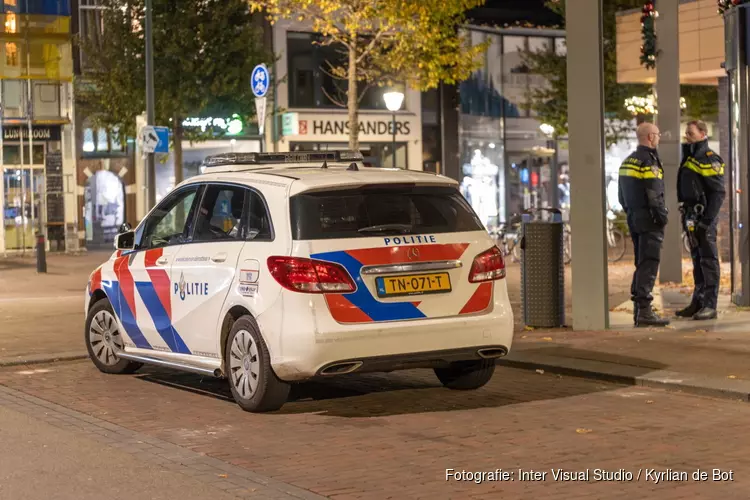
[118,222,132,233]
[115,230,135,250]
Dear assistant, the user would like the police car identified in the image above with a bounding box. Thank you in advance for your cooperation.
[84,151,514,412]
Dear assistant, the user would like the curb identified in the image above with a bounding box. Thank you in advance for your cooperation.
[498,354,750,402]
[0,353,89,367]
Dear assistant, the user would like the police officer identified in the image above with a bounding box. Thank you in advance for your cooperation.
[618,122,670,327]
[676,120,726,320]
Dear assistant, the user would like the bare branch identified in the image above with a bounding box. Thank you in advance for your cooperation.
[320,60,347,81]
[321,85,347,108]
[357,81,374,104]
[356,29,392,65]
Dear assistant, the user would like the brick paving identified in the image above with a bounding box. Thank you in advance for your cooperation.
[1,360,750,499]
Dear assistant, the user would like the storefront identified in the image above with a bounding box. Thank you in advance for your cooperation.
[153,115,262,204]
[456,26,568,231]
[1,125,66,251]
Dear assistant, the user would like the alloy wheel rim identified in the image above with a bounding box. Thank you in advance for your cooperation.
[89,310,123,366]
[229,330,260,399]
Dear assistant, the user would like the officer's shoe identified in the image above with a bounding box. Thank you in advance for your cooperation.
[676,303,701,318]
[635,307,671,327]
[692,307,718,321]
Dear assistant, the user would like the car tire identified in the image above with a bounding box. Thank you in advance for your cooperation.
[85,298,142,375]
[225,315,290,413]
[434,359,495,390]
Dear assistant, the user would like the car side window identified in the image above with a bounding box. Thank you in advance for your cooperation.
[193,185,248,242]
[245,189,273,241]
[138,186,200,249]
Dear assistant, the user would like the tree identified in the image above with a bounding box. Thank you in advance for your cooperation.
[521,0,718,147]
[248,0,489,149]
[76,0,271,186]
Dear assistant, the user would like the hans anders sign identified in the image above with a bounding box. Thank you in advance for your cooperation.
[285,113,417,141]
[304,118,411,137]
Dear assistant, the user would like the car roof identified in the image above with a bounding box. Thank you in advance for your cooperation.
[180,151,458,196]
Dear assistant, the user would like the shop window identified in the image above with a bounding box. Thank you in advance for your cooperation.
[2,145,44,164]
[287,32,393,110]
[82,124,125,155]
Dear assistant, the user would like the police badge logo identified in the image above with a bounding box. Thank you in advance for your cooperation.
[712,160,722,173]
[651,165,660,177]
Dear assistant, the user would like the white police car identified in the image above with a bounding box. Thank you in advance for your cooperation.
[84,151,514,412]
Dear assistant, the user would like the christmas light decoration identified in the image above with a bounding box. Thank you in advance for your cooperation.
[718,0,748,15]
[640,1,659,69]
[624,93,687,116]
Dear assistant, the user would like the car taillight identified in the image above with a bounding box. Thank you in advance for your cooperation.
[468,246,506,283]
[267,256,356,293]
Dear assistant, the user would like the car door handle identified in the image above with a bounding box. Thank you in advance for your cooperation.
[211,253,227,263]
[156,256,169,266]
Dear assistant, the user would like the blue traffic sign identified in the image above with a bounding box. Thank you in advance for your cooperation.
[251,64,269,98]
[141,125,170,154]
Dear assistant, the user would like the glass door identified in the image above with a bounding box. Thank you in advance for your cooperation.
[2,166,44,251]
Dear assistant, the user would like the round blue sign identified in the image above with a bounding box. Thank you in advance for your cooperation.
[251,64,269,98]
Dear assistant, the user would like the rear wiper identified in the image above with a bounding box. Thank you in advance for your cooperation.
[358,224,413,234]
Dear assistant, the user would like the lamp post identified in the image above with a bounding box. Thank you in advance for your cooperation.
[383,91,404,168]
[539,123,558,209]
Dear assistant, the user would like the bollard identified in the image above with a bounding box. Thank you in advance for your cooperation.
[36,232,47,274]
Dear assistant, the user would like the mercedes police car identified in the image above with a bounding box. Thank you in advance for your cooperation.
[84,151,514,412]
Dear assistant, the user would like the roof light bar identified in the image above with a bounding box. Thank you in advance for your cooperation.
[202,150,364,168]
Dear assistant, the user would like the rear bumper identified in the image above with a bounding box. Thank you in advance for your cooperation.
[259,290,514,381]
[315,345,509,377]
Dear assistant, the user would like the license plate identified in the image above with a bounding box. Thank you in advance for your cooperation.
[375,272,452,298]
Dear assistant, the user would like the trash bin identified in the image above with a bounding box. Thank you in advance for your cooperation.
[520,208,565,328]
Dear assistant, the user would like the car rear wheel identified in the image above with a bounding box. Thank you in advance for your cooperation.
[434,359,495,390]
[85,298,142,374]
[225,316,290,412]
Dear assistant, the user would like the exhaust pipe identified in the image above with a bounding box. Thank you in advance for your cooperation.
[320,361,363,376]
[116,352,223,378]
[477,347,508,359]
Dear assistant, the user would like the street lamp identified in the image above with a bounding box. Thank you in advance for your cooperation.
[383,91,404,168]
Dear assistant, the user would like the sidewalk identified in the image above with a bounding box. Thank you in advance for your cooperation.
[502,277,750,402]
[0,250,111,366]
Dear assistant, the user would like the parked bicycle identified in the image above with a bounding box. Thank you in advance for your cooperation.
[490,214,523,263]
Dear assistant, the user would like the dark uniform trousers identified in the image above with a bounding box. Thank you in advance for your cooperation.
[628,221,664,308]
[618,145,668,311]
[688,220,720,309]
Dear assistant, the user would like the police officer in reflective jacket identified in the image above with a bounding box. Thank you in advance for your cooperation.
[618,122,670,327]
[677,120,726,320]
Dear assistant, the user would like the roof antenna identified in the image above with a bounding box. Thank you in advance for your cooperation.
[347,162,358,171]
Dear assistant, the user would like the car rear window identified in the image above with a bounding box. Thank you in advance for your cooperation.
[289,184,484,240]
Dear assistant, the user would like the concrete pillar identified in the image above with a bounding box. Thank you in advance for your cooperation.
[717,76,731,262]
[439,83,460,180]
[565,0,609,330]
[655,0,682,283]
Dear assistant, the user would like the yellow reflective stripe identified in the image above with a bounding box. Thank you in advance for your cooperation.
[685,158,724,177]
[622,158,643,167]
[619,167,662,180]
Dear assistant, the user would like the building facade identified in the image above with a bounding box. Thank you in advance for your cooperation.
[268,21,424,171]
[0,0,76,255]
[264,20,568,234]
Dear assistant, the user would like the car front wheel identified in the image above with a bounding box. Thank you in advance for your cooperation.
[85,298,142,374]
